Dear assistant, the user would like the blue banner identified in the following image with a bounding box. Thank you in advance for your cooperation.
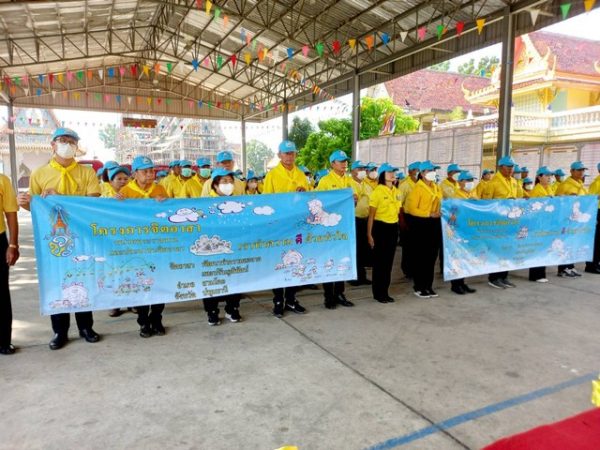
[31,190,356,315]
[441,196,597,280]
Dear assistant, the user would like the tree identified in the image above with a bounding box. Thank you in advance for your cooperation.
[297,118,352,172]
[288,117,314,151]
[98,123,117,150]
[246,139,274,173]
[450,106,465,121]
[360,97,419,140]
[458,56,500,77]
[429,61,450,72]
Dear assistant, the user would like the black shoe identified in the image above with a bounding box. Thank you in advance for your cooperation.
[207,311,221,326]
[451,285,466,295]
[0,344,15,355]
[375,297,389,303]
[225,308,242,323]
[79,328,100,343]
[337,294,355,307]
[139,324,153,338]
[285,301,306,314]
[384,296,395,303]
[499,278,516,288]
[360,279,372,285]
[427,289,439,298]
[49,333,68,350]
[348,280,360,286]
[413,290,431,299]
[324,301,337,310]
[585,265,600,274]
[463,285,477,294]
[108,308,123,317]
[273,302,284,318]
[152,322,166,336]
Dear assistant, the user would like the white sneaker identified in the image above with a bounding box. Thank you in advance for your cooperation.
[569,268,582,277]
[535,278,549,283]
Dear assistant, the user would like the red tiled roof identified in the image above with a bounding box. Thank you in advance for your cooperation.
[526,31,600,77]
[384,69,491,114]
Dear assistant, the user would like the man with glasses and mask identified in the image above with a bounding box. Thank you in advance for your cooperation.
[17,128,101,350]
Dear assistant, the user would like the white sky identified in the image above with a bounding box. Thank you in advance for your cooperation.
[2,8,598,161]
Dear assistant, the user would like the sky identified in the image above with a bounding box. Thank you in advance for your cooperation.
[2,8,599,162]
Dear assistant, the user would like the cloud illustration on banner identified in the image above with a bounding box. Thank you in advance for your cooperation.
[306,199,342,227]
[530,201,543,211]
[155,212,168,218]
[544,205,555,212]
[169,208,200,223]
[189,235,233,255]
[570,201,591,223]
[218,201,245,214]
[254,206,275,216]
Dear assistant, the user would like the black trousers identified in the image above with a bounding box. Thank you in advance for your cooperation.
[371,220,398,299]
[558,264,574,272]
[488,271,509,282]
[136,304,165,327]
[408,216,441,292]
[586,209,600,268]
[355,218,372,280]
[203,295,241,313]
[323,281,345,301]
[272,287,298,304]
[51,311,93,335]
[401,216,414,278]
[451,279,466,288]
[0,233,12,347]
[529,266,546,281]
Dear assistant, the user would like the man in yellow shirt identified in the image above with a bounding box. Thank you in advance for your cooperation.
[316,150,357,309]
[475,169,494,198]
[483,156,519,289]
[166,159,192,198]
[160,160,181,191]
[441,163,462,199]
[350,161,372,286]
[555,161,589,277]
[17,127,102,350]
[398,161,420,280]
[179,158,211,198]
[586,162,600,274]
[550,168,567,195]
[262,140,309,317]
[200,151,244,197]
[0,174,19,355]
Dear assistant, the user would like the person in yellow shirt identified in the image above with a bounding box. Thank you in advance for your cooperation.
[398,161,420,280]
[475,169,494,198]
[17,127,101,351]
[119,156,168,337]
[316,150,357,309]
[155,170,168,184]
[179,158,211,198]
[586,162,600,274]
[367,163,401,303]
[299,166,315,190]
[244,170,260,195]
[350,160,372,286]
[555,161,589,278]
[160,160,181,190]
[481,156,519,289]
[200,151,245,197]
[520,167,530,184]
[449,171,478,295]
[404,160,443,298]
[441,163,462,199]
[166,159,192,198]
[99,160,119,197]
[262,140,310,317]
[528,166,554,283]
[0,174,19,355]
[521,177,533,198]
[550,168,567,195]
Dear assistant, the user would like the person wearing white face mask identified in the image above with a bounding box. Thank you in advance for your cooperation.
[551,169,567,195]
[17,128,102,351]
[350,161,372,286]
[245,170,260,195]
[397,161,421,281]
[448,171,478,295]
[528,166,554,283]
[441,163,463,199]
[521,177,533,198]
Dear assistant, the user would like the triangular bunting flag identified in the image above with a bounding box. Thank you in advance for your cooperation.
[167,62,173,73]
[205,0,212,14]
[51,91,56,99]
[216,55,223,69]
[560,3,571,19]
[107,68,114,78]
[436,24,445,40]
[365,35,374,50]
[98,69,104,80]
[240,28,246,42]
[316,42,324,57]
[244,52,252,65]
[214,7,221,20]
[119,66,126,77]
[302,45,309,57]
[529,9,540,25]
[230,54,237,67]
[287,47,294,59]
[348,39,356,50]
[381,33,390,45]
[127,96,133,104]
[48,73,55,84]
[456,22,465,36]
[417,27,426,41]
[332,40,341,54]
[476,18,486,34]
[223,15,229,28]
[400,31,408,42]
[142,65,150,76]
[584,0,596,12]
[154,63,161,73]
[196,0,202,8]
[76,71,84,81]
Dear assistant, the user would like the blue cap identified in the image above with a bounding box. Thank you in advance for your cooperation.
[329,150,350,163]
[315,169,329,180]
[570,161,587,170]
[216,151,233,163]
[597,162,600,171]
[408,161,421,171]
[366,162,378,171]
[482,169,494,175]
[377,163,399,176]
[520,166,529,173]
[458,171,477,181]
[351,161,369,170]
[108,166,130,180]
[513,164,521,173]
[132,156,154,172]
[522,177,533,184]
[168,160,180,168]
[52,127,80,141]
[211,167,235,179]
[96,168,104,176]
[246,170,258,180]
[278,140,297,153]
[419,160,440,171]
[396,171,406,180]
[179,159,193,167]
[298,165,311,174]
[536,166,553,176]
[196,157,211,167]
[156,170,168,178]
[498,156,516,167]
[447,163,462,173]
[554,168,566,177]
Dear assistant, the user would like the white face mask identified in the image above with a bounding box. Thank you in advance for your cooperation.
[524,184,533,191]
[464,181,474,191]
[424,171,437,182]
[559,176,566,182]
[219,183,234,196]
[356,170,367,180]
[368,171,378,180]
[55,142,77,159]
[451,172,460,181]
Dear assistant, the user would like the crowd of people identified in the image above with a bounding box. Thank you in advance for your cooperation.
[0,127,599,354]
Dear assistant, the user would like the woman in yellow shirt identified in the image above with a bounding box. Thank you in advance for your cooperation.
[404,160,443,299]
[244,170,260,195]
[367,163,401,303]
[528,167,554,283]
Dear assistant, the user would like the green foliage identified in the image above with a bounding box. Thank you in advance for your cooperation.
[457,56,500,77]
[288,117,314,151]
[429,61,450,72]
[297,118,352,172]
[450,106,465,121]
[360,97,419,139]
[246,139,274,173]
[98,123,117,150]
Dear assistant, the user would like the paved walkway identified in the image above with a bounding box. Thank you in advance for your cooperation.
[2,213,598,450]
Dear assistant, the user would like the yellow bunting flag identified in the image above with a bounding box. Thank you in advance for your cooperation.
[146,97,152,105]
[244,52,252,65]
[348,39,356,51]
[584,0,596,12]
[57,73,64,83]
[476,18,486,34]
[73,92,80,100]
[205,0,212,14]
[143,65,150,76]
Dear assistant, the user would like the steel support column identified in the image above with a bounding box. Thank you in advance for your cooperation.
[496,7,515,160]
[7,100,18,191]
[241,118,247,173]
[351,72,361,160]
[282,101,289,141]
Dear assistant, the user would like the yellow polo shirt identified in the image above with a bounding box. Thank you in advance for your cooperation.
[481,172,520,199]
[29,159,101,197]
[316,171,357,192]
[397,177,417,205]
[452,189,477,200]
[588,175,600,208]
[353,179,370,219]
[179,176,207,198]
[0,174,18,234]
[100,182,118,198]
[475,179,489,199]
[165,176,184,198]
[529,183,553,198]
[369,185,400,224]
[440,178,458,199]
[262,163,310,194]
[120,181,168,199]
[555,177,588,196]
[404,179,443,218]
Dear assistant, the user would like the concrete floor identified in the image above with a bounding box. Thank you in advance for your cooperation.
[2,213,599,450]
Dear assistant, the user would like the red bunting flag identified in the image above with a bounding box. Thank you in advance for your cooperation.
[456,21,465,36]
